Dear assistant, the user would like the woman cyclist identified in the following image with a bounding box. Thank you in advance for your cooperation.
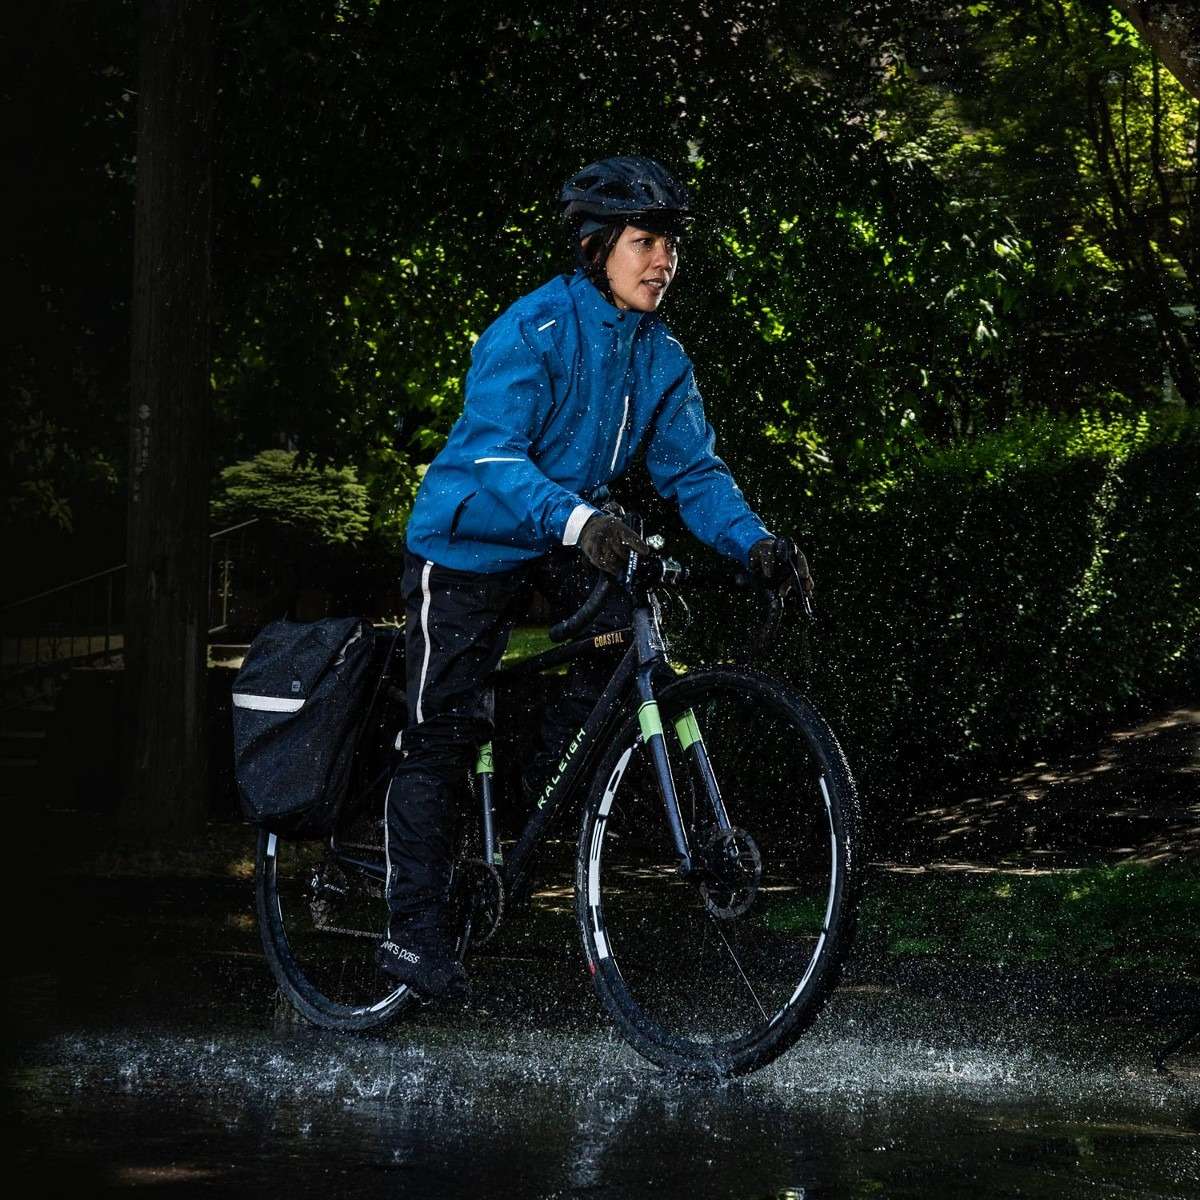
[379,156,811,999]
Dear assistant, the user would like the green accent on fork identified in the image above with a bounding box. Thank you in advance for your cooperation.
[638,701,664,742]
[475,742,494,775]
[673,708,703,751]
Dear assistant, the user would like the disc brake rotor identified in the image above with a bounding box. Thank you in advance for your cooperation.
[699,827,762,919]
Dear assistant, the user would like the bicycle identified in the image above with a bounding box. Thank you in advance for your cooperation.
[255,532,860,1078]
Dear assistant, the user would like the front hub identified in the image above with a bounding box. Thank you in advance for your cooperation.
[698,827,762,919]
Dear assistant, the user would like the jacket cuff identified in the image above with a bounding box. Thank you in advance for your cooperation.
[731,519,773,568]
[562,503,599,546]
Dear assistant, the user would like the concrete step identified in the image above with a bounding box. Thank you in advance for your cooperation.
[1,726,46,769]
[1,705,55,731]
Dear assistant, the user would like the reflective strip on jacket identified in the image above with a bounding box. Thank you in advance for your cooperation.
[403,269,771,573]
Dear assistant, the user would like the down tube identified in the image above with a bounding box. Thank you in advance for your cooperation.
[504,647,638,888]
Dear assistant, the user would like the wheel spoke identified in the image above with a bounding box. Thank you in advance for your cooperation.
[707,911,768,1022]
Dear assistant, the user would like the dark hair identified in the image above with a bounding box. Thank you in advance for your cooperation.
[577,223,624,300]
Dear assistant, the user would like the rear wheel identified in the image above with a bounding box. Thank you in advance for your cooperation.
[256,774,487,1030]
[576,667,860,1077]
[255,796,414,1031]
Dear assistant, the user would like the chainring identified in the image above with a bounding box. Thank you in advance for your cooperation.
[307,859,348,926]
[699,826,763,919]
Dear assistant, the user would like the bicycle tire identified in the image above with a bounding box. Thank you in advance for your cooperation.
[255,817,415,1031]
[575,666,860,1077]
[256,768,488,1031]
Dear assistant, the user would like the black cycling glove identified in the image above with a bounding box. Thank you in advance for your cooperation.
[579,513,652,576]
[748,536,814,596]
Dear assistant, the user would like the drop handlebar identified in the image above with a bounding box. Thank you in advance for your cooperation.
[547,545,813,645]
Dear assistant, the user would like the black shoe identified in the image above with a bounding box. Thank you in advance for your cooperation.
[377,928,469,1001]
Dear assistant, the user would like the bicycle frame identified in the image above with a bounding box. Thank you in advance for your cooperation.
[327,583,730,906]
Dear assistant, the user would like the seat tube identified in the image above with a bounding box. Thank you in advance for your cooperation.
[475,742,500,866]
[633,607,692,870]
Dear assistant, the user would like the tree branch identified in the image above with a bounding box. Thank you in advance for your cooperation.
[1111,2,1200,101]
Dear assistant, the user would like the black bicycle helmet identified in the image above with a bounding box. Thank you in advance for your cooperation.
[559,156,691,239]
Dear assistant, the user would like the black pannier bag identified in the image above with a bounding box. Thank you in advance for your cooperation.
[232,617,376,837]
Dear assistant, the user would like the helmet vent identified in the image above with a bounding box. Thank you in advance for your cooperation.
[559,156,690,227]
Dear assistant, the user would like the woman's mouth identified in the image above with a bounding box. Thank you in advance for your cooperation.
[641,277,669,296]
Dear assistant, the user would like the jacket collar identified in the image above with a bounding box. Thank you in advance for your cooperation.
[568,269,647,333]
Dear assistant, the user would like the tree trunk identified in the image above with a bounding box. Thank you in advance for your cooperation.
[1111,3,1200,101]
[124,0,214,837]
[1084,69,1200,406]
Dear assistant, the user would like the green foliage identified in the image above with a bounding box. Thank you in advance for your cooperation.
[678,407,1200,805]
[832,407,1200,797]
[890,1,1199,408]
[3,387,119,533]
[5,0,137,532]
[211,450,370,546]
[16,1,1197,534]
[216,0,1168,492]
[861,864,1200,979]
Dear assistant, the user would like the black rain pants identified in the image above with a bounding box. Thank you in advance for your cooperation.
[384,546,631,933]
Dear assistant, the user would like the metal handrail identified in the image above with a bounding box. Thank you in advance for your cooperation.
[0,518,260,615]
[1,518,262,678]
[0,563,126,615]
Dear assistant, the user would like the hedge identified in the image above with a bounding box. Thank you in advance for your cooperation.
[679,409,1200,816]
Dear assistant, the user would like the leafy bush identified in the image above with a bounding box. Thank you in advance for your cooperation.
[211,449,370,545]
[859,865,1200,979]
[680,408,1200,814]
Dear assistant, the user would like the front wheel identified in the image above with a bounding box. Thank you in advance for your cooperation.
[576,667,860,1077]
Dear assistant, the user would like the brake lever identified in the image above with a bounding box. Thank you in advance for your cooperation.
[742,564,817,664]
[785,558,817,621]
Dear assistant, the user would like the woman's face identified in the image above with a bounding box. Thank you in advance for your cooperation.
[602,224,679,312]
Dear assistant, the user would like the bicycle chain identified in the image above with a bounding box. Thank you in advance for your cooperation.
[312,920,378,940]
[306,852,501,944]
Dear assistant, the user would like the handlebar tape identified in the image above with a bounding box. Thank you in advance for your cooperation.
[548,573,613,643]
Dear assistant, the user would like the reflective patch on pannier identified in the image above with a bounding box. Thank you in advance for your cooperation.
[232,693,306,713]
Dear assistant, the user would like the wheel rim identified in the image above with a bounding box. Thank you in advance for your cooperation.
[586,678,844,1058]
[262,828,408,1017]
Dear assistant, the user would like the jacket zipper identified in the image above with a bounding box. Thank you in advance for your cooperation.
[609,394,630,472]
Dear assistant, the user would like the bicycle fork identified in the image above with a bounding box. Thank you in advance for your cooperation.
[633,608,730,876]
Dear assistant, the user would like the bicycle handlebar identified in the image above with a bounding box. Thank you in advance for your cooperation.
[548,572,613,643]
[548,541,813,645]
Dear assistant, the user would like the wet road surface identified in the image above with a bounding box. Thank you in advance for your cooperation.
[7,856,1200,1197]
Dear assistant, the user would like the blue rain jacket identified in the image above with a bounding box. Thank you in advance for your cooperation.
[403,270,771,573]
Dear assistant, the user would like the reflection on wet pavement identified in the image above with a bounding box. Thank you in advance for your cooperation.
[11,1014,1200,1199]
[7,864,1199,1198]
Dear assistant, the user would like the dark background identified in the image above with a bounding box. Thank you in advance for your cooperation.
[3,0,1197,840]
